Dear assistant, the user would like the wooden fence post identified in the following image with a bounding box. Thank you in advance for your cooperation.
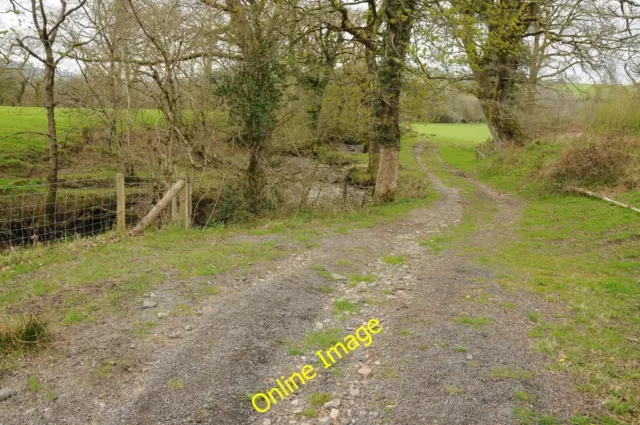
[171,196,179,221]
[180,173,191,228]
[116,173,126,236]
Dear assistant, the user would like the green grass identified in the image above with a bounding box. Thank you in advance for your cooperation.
[514,390,534,402]
[319,285,334,294]
[0,227,287,326]
[0,313,49,355]
[348,273,376,286]
[310,392,332,407]
[0,106,168,177]
[526,312,540,323]
[491,367,535,380]
[27,376,42,392]
[443,385,465,395]
[382,255,407,265]
[25,375,55,401]
[304,329,342,350]
[288,347,304,356]
[309,265,333,279]
[413,123,491,146]
[489,195,640,418]
[333,299,358,314]
[452,315,494,329]
[514,408,560,425]
[299,407,317,418]
[414,123,640,421]
[169,378,185,390]
[132,320,156,339]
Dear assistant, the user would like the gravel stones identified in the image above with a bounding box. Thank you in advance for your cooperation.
[0,388,17,402]
[357,365,372,378]
[323,398,340,408]
[142,300,157,309]
[330,408,340,420]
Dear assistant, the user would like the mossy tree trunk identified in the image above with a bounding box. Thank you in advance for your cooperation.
[373,0,418,201]
[447,0,539,150]
[475,60,526,149]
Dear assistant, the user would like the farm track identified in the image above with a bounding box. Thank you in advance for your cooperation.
[0,143,600,425]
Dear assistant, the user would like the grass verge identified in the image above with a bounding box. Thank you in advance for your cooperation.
[415,123,640,422]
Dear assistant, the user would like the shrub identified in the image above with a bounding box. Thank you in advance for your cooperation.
[208,181,279,224]
[546,134,640,189]
[346,167,374,187]
[591,88,640,135]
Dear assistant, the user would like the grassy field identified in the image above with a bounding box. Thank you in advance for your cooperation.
[0,106,170,183]
[413,123,492,145]
[415,123,640,423]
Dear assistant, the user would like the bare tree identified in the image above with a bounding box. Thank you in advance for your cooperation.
[320,0,419,200]
[320,0,385,177]
[11,0,91,220]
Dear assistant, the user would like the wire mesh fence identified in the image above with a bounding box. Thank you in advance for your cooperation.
[0,176,161,250]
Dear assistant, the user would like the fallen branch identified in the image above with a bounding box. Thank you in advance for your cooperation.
[565,186,640,214]
[132,179,185,235]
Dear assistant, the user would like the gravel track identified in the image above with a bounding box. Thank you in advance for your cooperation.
[0,144,600,425]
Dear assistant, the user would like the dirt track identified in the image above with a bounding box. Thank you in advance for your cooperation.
[0,144,600,425]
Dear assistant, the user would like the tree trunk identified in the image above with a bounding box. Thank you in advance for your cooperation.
[475,58,526,150]
[43,56,58,223]
[373,0,417,201]
[365,48,379,179]
[14,80,27,106]
[375,146,399,200]
[479,98,524,149]
[247,143,267,212]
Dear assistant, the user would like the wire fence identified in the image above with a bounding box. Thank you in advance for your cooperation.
[0,176,160,250]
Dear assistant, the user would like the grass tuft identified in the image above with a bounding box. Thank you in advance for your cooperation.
[514,390,534,402]
[333,299,358,314]
[310,392,332,407]
[169,379,185,390]
[0,313,49,355]
[304,329,342,350]
[491,367,534,380]
[382,255,407,265]
[452,315,493,329]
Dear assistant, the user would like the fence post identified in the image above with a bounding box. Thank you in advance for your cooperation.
[171,196,179,221]
[180,173,191,228]
[116,173,126,236]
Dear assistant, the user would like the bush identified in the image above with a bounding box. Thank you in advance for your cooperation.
[546,134,640,189]
[346,167,374,187]
[591,88,640,135]
[310,146,357,166]
[208,181,278,224]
